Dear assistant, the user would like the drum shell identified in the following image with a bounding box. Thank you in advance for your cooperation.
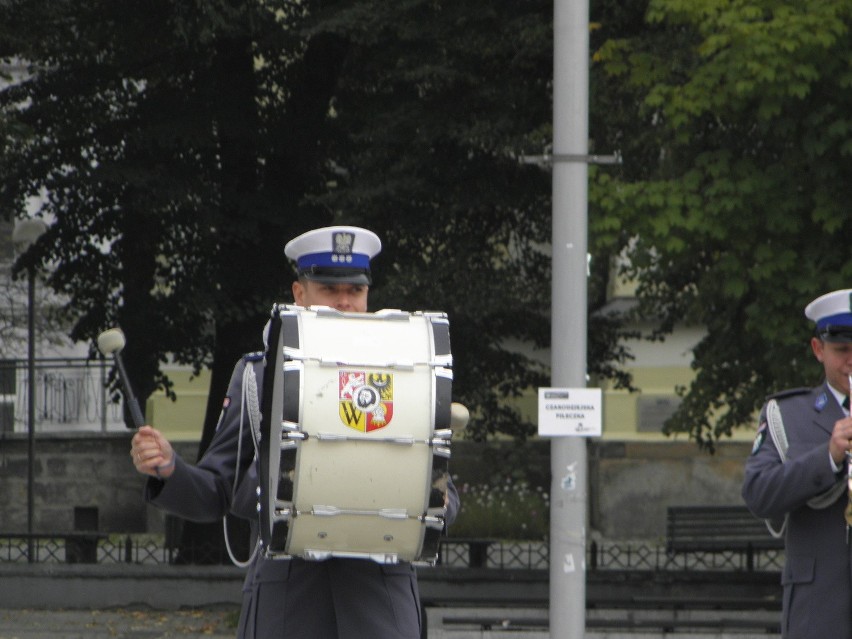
[259,305,452,565]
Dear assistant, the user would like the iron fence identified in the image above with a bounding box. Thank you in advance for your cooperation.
[0,534,785,572]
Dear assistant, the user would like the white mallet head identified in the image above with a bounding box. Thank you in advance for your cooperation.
[97,328,126,355]
[450,402,470,432]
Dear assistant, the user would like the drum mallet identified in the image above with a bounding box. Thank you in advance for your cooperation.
[450,402,469,432]
[97,327,145,428]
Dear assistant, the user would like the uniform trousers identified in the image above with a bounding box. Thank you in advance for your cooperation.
[236,556,422,639]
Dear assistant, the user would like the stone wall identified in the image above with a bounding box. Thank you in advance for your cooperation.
[450,438,751,541]
[588,440,750,540]
[0,432,200,534]
[0,432,752,540]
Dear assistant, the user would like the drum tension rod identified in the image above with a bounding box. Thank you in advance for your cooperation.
[280,421,307,445]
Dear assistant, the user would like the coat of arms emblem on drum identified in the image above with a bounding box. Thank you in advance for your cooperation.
[339,371,394,432]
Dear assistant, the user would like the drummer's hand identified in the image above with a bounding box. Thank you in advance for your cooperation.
[131,425,176,479]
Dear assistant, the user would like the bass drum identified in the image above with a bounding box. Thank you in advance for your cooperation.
[258,304,454,565]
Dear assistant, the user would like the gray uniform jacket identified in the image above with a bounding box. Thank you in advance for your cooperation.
[146,354,460,639]
[742,384,852,639]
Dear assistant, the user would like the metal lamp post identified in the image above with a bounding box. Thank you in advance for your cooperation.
[12,218,48,563]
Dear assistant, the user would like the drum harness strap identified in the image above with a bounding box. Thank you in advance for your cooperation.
[763,398,846,538]
[223,360,264,568]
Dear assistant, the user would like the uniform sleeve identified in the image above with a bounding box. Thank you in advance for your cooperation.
[145,358,259,523]
[742,401,841,520]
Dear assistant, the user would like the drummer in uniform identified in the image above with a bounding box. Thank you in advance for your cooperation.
[742,289,852,638]
[130,225,460,639]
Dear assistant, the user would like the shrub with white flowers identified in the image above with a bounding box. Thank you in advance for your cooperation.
[449,476,550,540]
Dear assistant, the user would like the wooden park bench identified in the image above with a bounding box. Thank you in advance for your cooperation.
[666,505,785,571]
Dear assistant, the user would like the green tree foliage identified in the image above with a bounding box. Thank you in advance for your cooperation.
[0,0,332,436]
[2,0,637,446]
[299,1,554,439]
[295,0,639,438]
[591,0,852,447]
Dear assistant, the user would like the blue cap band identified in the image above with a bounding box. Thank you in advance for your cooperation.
[296,251,371,272]
[816,312,852,331]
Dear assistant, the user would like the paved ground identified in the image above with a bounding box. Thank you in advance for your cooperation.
[0,607,239,639]
[0,607,782,639]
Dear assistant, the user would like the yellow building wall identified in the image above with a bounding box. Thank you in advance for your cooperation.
[144,368,211,442]
[508,366,754,443]
[599,367,753,443]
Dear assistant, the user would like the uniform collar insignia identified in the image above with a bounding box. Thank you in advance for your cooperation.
[814,392,828,412]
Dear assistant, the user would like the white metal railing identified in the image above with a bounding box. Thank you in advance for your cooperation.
[0,358,127,433]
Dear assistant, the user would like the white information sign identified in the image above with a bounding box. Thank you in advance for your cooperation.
[537,387,602,437]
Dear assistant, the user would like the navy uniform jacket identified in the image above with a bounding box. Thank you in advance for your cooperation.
[146,354,460,639]
[742,384,852,639]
